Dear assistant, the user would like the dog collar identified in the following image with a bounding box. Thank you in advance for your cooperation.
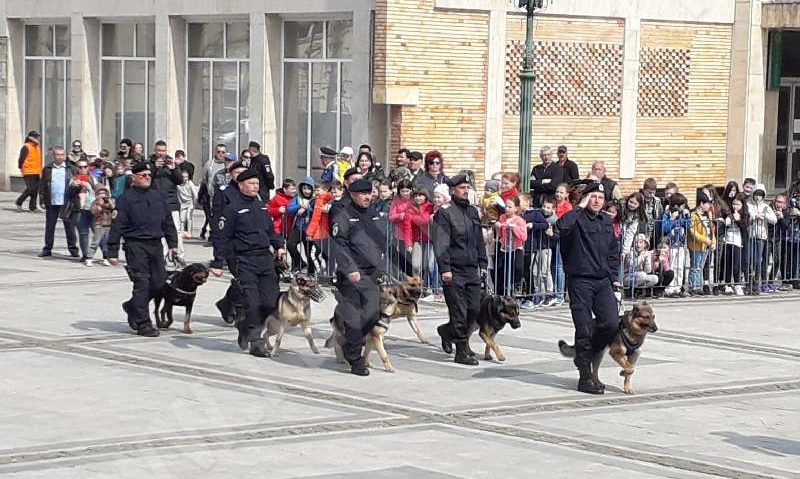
[165,277,197,296]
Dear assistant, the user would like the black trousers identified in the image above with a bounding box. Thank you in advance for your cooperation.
[440,267,482,344]
[334,272,381,364]
[237,254,279,342]
[43,205,78,254]
[287,229,304,271]
[217,258,246,315]
[123,239,166,328]
[567,277,619,369]
[16,175,40,210]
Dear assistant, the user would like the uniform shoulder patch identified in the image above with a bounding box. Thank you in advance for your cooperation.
[111,210,118,219]
[332,223,339,237]
[218,217,226,231]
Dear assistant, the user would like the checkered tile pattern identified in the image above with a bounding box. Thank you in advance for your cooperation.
[505,40,624,117]
[637,48,691,117]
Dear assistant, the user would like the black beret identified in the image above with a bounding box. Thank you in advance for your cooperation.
[348,179,373,193]
[447,175,469,188]
[320,146,337,157]
[236,169,259,182]
[410,151,423,161]
[582,181,605,195]
[343,167,360,180]
[131,162,150,175]
[228,161,247,171]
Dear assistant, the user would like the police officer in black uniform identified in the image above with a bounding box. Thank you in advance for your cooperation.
[211,161,249,324]
[330,179,387,376]
[210,169,286,357]
[108,162,179,337]
[556,182,621,394]
[433,175,487,365]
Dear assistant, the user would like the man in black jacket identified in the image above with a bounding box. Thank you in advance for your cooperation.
[248,141,275,200]
[147,140,184,258]
[433,175,488,365]
[530,146,564,207]
[38,147,79,258]
[556,145,580,185]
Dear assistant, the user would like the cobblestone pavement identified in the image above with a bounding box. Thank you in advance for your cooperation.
[0,193,798,478]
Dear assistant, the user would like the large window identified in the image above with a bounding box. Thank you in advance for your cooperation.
[25,24,71,153]
[283,20,353,179]
[100,23,156,151]
[187,22,250,164]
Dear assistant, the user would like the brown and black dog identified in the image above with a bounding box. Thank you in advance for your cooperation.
[263,275,327,357]
[380,276,426,343]
[154,263,210,334]
[559,301,658,394]
[464,294,521,362]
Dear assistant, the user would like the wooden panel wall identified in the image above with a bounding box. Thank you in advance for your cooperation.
[502,16,625,185]
[375,0,490,184]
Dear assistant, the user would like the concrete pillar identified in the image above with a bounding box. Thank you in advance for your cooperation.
[71,15,101,151]
[619,15,641,180]
[259,14,282,181]
[349,7,371,148]
[0,35,8,190]
[155,15,186,150]
[3,19,24,191]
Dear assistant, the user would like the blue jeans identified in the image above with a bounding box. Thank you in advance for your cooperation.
[689,251,707,289]
[72,210,94,260]
[551,244,566,300]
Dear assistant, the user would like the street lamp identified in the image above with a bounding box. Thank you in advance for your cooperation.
[513,0,547,193]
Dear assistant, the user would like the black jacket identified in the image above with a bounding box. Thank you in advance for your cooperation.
[559,159,580,185]
[250,153,275,199]
[39,163,77,209]
[433,196,488,274]
[147,157,182,212]
[331,201,387,276]
[530,162,564,207]
[557,207,620,282]
[107,187,179,258]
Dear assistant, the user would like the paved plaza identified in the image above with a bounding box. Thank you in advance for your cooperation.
[0,192,798,479]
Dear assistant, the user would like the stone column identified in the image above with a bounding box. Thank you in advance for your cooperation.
[2,19,23,190]
[155,15,186,151]
[484,6,507,182]
[619,15,641,180]
[349,7,372,148]
[70,13,102,149]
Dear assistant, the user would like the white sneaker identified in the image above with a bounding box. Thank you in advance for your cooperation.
[734,285,744,296]
[420,294,435,302]
[723,286,733,295]
[84,259,93,267]
[102,259,111,266]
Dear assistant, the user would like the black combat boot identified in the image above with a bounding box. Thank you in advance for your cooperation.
[249,341,269,358]
[350,358,370,376]
[454,343,479,366]
[122,301,137,331]
[437,324,454,354]
[136,323,160,338]
[236,322,249,350]
[577,367,604,394]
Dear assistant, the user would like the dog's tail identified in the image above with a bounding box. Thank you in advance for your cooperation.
[557,339,576,358]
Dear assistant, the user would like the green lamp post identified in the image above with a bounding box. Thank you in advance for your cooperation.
[516,0,545,193]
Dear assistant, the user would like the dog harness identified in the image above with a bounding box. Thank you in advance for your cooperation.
[618,320,643,356]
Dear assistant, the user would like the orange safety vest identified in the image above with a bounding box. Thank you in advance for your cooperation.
[21,141,43,176]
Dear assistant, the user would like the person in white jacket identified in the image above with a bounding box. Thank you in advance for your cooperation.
[746,184,777,293]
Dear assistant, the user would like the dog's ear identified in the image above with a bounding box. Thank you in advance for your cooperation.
[621,310,632,329]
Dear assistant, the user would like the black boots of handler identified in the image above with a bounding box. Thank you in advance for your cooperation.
[577,366,604,395]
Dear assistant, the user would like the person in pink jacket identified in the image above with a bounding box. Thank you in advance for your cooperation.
[388,179,415,277]
[495,196,528,297]
[406,188,435,295]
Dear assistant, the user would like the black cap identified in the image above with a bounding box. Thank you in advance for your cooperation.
[349,179,372,193]
[27,130,41,139]
[320,146,337,157]
[131,162,150,175]
[248,141,261,150]
[236,169,259,182]
[228,161,247,171]
[582,181,605,195]
[410,151,423,161]
[447,175,469,188]
[343,167,360,180]
[557,145,568,153]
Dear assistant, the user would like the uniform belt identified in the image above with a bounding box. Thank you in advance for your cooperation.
[239,248,271,257]
[124,237,162,243]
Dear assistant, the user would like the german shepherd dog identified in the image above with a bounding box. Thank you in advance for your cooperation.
[263,275,327,357]
[154,263,210,334]
[461,294,521,361]
[324,290,399,373]
[379,276,426,343]
[558,301,658,394]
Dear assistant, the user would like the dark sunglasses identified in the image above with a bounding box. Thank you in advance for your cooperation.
[430,160,441,165]
[135,172,152,177]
